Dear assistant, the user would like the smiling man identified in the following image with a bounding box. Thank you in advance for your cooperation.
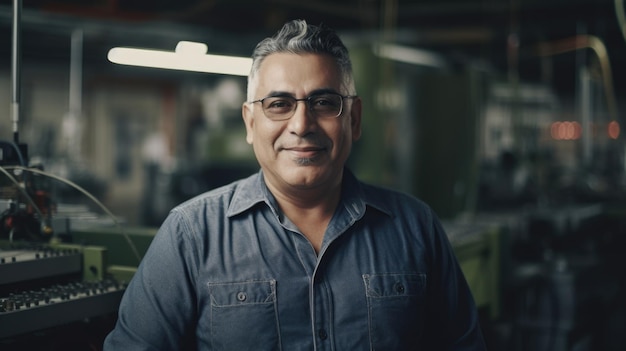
[242,50,361,253]
[104,19,486,350]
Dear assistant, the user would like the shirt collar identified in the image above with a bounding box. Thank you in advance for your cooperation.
[226,168,392,219]
[226,170,269,217]
[340,168,392,218]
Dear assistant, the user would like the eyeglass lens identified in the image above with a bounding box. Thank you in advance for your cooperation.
[261,93,344,120]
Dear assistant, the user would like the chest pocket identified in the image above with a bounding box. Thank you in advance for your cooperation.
[208,279,280,351]
[363,273,427,350]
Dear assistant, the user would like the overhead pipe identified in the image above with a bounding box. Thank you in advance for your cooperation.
[534,35,619,123]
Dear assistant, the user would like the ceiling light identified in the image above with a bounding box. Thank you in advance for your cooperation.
[107,41,252,76]
[373,43,448,68]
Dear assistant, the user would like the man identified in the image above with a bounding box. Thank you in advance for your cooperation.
[104,19,486,350]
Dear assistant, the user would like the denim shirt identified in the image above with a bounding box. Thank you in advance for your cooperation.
[104,169,486,351]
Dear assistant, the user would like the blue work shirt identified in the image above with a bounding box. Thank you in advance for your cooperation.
[104,169,486,350]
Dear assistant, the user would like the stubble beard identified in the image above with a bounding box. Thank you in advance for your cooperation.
[293,157,316,166]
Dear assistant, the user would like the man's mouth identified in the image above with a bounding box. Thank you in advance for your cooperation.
[285,146,325,159]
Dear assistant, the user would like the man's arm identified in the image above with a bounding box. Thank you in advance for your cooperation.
[104,211,198,350]
[422,211,487,351]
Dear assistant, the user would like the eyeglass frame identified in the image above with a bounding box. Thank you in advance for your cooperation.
[249,92,357,121]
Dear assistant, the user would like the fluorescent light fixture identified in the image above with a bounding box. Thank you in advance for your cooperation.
[107,41,252,76]
[373,43,448,68]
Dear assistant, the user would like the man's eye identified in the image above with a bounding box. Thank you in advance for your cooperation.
[312,99,331,106]
[311,95,340,108]
[266,99,293,109]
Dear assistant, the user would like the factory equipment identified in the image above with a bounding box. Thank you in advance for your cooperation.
[0,160,137,349]
[0,2,137,348]
[0,242,125,340]
[0,155,138,351]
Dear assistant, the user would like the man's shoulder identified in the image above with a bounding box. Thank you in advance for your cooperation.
[174,171,261,212]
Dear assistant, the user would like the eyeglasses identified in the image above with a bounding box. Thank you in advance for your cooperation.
[250,93,356,121]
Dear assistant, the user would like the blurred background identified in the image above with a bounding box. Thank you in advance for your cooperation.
[0,0,625,350]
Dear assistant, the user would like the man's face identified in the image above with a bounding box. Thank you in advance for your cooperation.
[242,53,362,193]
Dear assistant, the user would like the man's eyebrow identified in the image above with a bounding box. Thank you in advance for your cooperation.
[265,91,293,98]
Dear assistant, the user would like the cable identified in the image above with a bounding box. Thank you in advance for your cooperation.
[4,166,142,264]
[0,140,26,166]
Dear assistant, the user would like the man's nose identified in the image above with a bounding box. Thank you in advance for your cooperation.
[288,101,317,135]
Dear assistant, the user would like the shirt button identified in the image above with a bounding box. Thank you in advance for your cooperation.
[237,292,247,302]
[318,328,328,340]
[394,282,405,294]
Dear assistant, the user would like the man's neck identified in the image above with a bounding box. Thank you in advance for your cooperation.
[266,179,342,253]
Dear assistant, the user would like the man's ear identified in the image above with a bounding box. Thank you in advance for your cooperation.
[242,102,254,145]
[350,97,362,141]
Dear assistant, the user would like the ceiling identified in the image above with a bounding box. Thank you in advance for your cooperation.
[0,0,624,99]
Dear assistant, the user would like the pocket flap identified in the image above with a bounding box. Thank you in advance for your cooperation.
[363,273,426,298]
[208,279,276,306]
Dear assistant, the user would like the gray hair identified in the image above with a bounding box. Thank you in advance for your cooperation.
[247,19,356,101]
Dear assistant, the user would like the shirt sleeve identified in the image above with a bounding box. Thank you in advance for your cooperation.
[103,210,198,351]
[422,208,488,351]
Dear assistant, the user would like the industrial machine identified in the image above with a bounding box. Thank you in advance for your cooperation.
[0,2,138,348]
[0,155,139,349]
